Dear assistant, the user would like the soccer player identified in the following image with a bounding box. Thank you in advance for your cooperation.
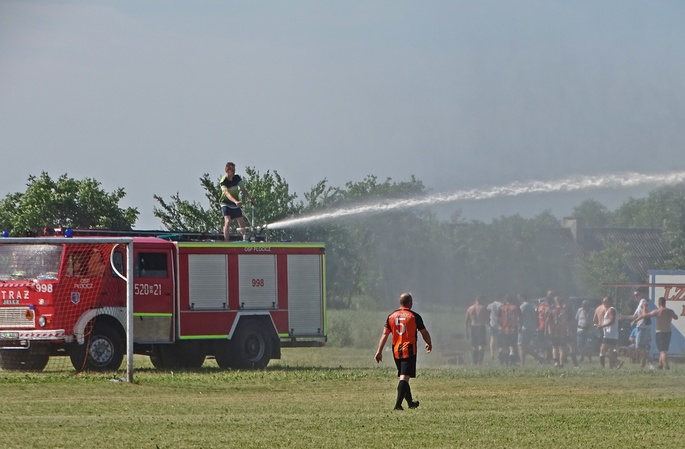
[498,295,521,366]
[465,296,489,365]
[546,296,569,367]
[518,293,538,367]
[374,293,432,410]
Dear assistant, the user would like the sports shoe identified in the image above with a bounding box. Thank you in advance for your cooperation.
[408,401,420,409]
[393,405,404,411]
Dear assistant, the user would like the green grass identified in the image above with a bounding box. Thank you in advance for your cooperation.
[1,347,685,449]
[1,307,682,448]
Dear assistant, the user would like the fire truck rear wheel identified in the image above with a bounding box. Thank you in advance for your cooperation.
[149,345,181,370]
[230,321,273,369]
[150,343,205,370]
[70,322,125,372]
[0,346,50,372]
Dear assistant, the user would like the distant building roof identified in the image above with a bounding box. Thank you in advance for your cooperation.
[561,218,669,282]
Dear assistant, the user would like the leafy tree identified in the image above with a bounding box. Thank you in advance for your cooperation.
[0,172,137,235]
[447,211,572,303]
[655,188,685,269]
[572,199,612,227]
[153,174,222,232]
[579,243,629,298]
[290,175,436,307]
[242,166,300,229]
[611,186,685,269]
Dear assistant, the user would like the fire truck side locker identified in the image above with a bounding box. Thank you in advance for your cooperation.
[287,254,325,340]
[173,242,326,368]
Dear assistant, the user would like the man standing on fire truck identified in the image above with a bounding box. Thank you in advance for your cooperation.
[220,162,255,241]
[375,293,432,410]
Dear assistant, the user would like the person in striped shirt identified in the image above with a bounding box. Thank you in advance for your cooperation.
[375,293,432,411]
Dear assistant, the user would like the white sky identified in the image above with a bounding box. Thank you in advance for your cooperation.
[1,0,684,229]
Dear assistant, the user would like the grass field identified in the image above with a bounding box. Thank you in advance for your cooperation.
[1,308,684,448]
[1,346,684,449]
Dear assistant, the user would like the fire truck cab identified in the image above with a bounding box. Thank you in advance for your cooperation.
[0,234,326,372]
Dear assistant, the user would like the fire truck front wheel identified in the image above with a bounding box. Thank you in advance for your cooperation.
[70,322,125,372]
[0,346,50,372]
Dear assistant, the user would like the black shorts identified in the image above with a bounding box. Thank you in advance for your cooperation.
[470,325,487,348]
[394,355,417,378]
[221,205,243,219]
[551,335,567,348]
[498,333,517,349]
[602,337,618,347]
[656,332,672,352]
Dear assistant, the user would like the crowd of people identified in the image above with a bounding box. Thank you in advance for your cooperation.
[372,289,678,411]
[464,289,679,370]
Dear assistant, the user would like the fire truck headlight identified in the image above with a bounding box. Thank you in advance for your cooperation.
[38,316,47,327]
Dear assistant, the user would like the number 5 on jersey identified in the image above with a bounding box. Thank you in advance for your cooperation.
[395,316,407,335]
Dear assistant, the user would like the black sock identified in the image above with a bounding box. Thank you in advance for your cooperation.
[472,349,478,364]
[404,381,413,404]
[600,355,605,367]
[396,380,408,408]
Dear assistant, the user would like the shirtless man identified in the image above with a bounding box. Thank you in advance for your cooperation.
[637,296,679,370]
[465,296,489,365]
[593,298,607,362]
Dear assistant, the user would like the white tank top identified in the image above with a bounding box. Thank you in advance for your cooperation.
[602,307,619,340]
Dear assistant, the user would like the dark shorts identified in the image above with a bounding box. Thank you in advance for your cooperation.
[602,337,618,347]
[656,332,672,352]
[221,205,243,219]
[489,325,499,337]
[518,328,534,347]
[551,335,567,348]
[394,355,417,378]
[470,325,487,348]
[499,333,517,349]
[536,330,550,348]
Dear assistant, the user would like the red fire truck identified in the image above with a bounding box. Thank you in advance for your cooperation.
[0,231,326,372]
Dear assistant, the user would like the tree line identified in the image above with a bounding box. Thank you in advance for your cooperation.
[2,171,685,308]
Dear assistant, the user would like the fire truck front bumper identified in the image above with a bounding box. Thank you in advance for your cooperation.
[0,329,67,348]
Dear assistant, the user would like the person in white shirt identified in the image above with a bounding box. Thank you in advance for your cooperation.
[623,290,652,368]
[596,296,622,369]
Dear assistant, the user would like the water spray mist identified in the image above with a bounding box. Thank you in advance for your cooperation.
[267,171,685,230]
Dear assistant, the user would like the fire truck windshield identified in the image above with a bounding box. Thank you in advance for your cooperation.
[0,244,63,281]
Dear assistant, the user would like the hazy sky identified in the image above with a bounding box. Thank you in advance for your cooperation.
[1,1,684,229]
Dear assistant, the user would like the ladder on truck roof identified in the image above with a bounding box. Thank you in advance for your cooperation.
[42,228,265,242]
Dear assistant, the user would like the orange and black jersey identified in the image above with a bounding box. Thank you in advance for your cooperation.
[384,307,426,360]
